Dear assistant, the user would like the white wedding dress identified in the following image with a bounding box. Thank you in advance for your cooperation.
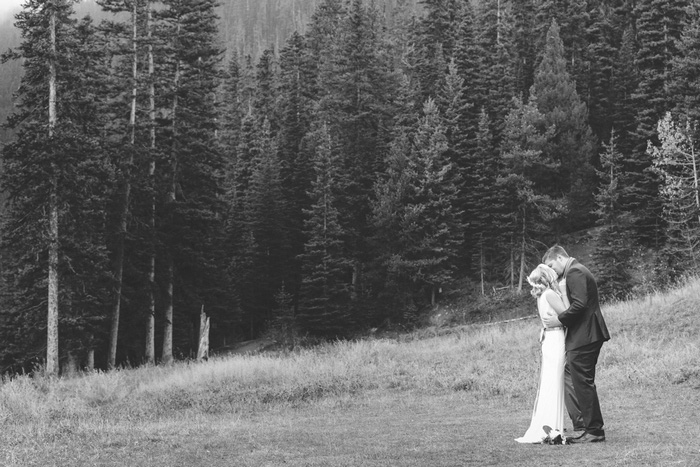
[515,288,567,443]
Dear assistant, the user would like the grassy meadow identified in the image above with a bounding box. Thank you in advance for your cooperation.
[1,279,699,466]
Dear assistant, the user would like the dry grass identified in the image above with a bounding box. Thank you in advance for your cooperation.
[1,277,699,465]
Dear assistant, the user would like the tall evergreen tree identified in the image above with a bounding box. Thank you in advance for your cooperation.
[592,131,635,301]
[629,0,689,246]
[610,26,639,159]
[530,20,597,232]
[217,52,247,340]
[473,0,517,143]
[534,0,589,91]
[372,99,463,313]
[156,0,226,361]
[241,118,289,335]
[226,109,262,339]
[413,0,460,100]
[315,0,398,307]
[98,0,155,368]
[1,0,113,373]
[436,59,471,176]
[436,59,475,270]
[276,31,316,307]
[297,124,352,337]
[499,97,562,291]
[305,0,345,58]
[467,109,509,294]
[451,1,481,144]
[583,1,619,143]
[511,0,537,99]
[252,48,278,131]
[669,2,700,123]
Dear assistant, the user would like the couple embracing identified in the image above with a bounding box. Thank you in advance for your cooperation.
[515,245,610,445]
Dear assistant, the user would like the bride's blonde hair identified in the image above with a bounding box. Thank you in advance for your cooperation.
[527,264,558,298]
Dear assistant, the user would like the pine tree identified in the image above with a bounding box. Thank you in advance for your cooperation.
[592,131,635,301]
[371,130,414,321]
[511,0,537,99]
[451,1,481,143]
[404,99,464,304]
[97,0,154,368]
[413,0,460,100]
[611,26,639,159]
[530,19,597,232]
[305,0,345,59]
[499,97,563,291]
[316,0,398,305]
[436,59,475,270]
[1,0,113,373]
[629,0,689,246]
[217,52,247,341]
[534,0,589,91]
[583,2,619,143]
[467,109,509,294]
[474,0,517,143]
[252,48,278,131]
[276,31,316,307]
[297,124,352,337]
[241,118,289,334]
[57,15,115,371]
[156,0,226,362]
[373,100,464,313]
[670,2,700,123]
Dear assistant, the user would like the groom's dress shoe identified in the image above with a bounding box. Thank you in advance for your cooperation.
[569,433,605,443]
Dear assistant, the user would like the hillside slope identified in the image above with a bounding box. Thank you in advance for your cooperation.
[0,276,698,465]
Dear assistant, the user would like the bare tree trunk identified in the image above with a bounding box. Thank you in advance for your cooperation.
[162,30,180,365]
[518,236,526,293]
[351,263,359,300]
[496,0,501,45]
[509,242,515,289]
[518,211,526,293]
[692,141,700,223]
[145,2,156,365]
[197,306,210,361]
[48,184,59,375]
[479,240,485,296]
[108,224,126,369]
[46,6,60,377]
[109,0,139,370]
[162,258,174,364]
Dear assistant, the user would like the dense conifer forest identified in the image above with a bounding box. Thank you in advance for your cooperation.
[0,0,698,373]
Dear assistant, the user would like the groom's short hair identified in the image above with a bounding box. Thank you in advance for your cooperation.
[542,245,569,263]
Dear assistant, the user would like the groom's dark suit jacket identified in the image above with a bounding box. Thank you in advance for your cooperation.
[558,260,610,351]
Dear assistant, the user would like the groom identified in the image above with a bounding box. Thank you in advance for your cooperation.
[541,245,610,443]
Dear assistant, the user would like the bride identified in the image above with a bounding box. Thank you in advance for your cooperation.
[515,264,569,444]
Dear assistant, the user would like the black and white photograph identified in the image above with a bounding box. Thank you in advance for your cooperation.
[0,0,698,465]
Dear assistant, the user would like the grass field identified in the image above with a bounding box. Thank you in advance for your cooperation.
[1,278,699,466]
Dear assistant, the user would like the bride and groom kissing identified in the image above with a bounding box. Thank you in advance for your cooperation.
[515,245,610,445]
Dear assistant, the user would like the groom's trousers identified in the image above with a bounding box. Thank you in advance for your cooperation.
[565,340,605,436]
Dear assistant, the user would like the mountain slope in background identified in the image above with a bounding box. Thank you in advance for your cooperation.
[0,0,423,146]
